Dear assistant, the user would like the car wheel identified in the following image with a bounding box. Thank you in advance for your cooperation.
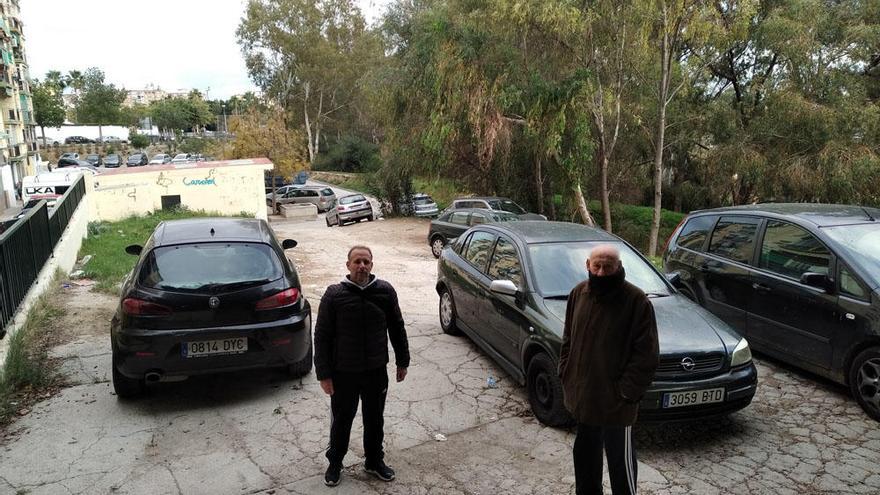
[326,216,332,227]
[288,346,313,378]
[367,213,374,222]
[439,288,461,336]
[112,352,144,399]
[431,236,446,259]
[527,353,574,427]
[849,347,880,422]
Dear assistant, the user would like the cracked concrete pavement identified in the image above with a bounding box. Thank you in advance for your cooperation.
[1,187,878,494]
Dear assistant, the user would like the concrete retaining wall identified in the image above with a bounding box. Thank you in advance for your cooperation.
[280,203,318,221]
[0,195,90,365]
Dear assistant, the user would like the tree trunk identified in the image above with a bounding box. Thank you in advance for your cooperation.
[40,125,45,142]
[574,181,596,227]
[303,83,315,164]
[98,125,103,144]
[648,4,671,258]
[535,157,544,215]
[270,171,278,213]
[599,151,612,232]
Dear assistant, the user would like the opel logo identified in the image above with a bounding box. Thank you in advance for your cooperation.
[680,357,696,372]
[208,296,220,309]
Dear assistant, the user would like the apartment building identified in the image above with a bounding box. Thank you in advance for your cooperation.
[0,0,38,210]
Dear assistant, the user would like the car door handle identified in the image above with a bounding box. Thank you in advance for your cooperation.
[752,283,771,293]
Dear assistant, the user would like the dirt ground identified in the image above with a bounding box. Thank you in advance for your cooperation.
[0,184,878,494]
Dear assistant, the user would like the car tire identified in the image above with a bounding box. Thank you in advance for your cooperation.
[439,288,461,336]
[288,346,313,378]
[112,353,145,399]
[527,353,574,427]
[849,347,880,422]
[326,216,332,227]
[431,236,446,259]
[367,213,374,222]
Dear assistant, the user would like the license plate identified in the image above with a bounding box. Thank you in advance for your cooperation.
[182,338,247,358]
[662,387,725,408]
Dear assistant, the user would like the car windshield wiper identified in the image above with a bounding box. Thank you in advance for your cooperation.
[544,294,570,300]
[195,279,272,293]
[645,292,669,298]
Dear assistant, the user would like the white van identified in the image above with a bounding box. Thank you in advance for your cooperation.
[21,169,87,204]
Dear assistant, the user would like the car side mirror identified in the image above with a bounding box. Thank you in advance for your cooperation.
[800,272,831,291]
[490,279,518,297]
[125,244,142,256]
[282,239,298,250]
[665,271,682,287]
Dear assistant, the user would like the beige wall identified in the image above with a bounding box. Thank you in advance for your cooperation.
[86,158,273,222]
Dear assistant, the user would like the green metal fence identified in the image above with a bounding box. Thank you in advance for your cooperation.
[0,174,86,335]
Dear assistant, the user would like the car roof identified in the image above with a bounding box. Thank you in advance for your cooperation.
[454,196,512,202]
[151,218,272,247]
[440,208,515,216]
[691,203,880,227]
[479,221,618,244]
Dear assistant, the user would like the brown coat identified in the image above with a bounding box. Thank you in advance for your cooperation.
[559,278,659,426]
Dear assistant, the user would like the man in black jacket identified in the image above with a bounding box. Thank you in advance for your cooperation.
[314,245,410,487]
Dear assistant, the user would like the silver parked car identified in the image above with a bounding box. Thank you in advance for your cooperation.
[400,193,440,217]
[326,193,374,226]
[268,186,336,213]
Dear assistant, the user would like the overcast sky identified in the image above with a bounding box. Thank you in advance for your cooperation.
[20,0,391,100]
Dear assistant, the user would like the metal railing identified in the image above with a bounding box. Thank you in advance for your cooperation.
[0,174,86,333]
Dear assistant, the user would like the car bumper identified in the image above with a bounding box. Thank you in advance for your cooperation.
[338,207,372,221]
[414,208,439,217]
[113,311,311,379]
[637,362,758,422]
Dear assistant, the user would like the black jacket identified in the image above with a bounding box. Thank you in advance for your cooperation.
[314,275,410,380]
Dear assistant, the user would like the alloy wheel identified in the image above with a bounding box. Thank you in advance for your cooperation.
[440,292,453,328]
[431,238,444,258]
[857,357,880,416]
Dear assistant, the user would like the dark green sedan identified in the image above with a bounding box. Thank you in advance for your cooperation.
[436,221,757,426]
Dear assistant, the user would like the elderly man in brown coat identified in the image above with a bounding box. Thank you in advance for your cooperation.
[559,244,659,495]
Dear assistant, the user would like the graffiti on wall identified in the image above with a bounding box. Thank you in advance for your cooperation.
[184,169,218,187]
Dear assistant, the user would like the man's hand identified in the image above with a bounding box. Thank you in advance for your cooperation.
[396,367,407,383]
[320,378,334,395]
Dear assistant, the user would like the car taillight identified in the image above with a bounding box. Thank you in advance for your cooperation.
[123,298,172,316]
[337,205,346,211]
[662,216,688,255]
[255,288,300,310]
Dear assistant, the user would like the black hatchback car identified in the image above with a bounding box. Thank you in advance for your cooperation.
[127,152,149,167]
[110,218,312,398]
[428,208,519,258]
[437,221,757,426]
[663,203,880,421]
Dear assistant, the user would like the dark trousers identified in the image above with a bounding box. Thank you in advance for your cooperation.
[326,368,389,467]
[573,424,637,495]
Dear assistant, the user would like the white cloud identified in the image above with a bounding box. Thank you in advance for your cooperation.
[20,0,392,99]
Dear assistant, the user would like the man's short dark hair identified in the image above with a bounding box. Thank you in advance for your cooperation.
[347,245,373,260]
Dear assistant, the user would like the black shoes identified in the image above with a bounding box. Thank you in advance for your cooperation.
[324,464,341,487]
[363,460,396,482]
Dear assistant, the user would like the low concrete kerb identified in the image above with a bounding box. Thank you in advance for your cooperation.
[281,203,318,221]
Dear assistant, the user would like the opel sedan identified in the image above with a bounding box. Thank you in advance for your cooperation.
[436,221,757,426]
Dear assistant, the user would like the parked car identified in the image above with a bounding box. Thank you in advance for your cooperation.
[14,199,46,220]
[293,170,309,185]
[400,193,440,218]
[57,158,94,169]
[265,175,289,194]
[127,153,149,167]
[150,153,172,165]
[265,184,303,201]
[100,136,127,143]
[663,203,880,421]
[325,193,373,226]
[428,208,519,258]
[37,136,60,146]
[171,153,192,164]
[60,152,80,160]
[104,154,122,168]
[449,196,546,220]
[436,221,757,426]
[85,154,102,167]
[65,136,94,144]
[110,218,312,398]
[268,186,336,214]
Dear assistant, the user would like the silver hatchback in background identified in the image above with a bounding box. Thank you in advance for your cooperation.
[268,186,336,213]
[326,193,374,226]
[400,193,440,217]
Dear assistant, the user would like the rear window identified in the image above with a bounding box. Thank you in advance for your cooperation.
[340,195,365,205]
[676,215,717,251]
[487,199,526,214]
[320,188,334,196]
[413,196,434,205]
[139,243,283,291]
[708,217,760,264]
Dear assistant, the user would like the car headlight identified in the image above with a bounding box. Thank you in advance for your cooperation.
[730,338,752,367]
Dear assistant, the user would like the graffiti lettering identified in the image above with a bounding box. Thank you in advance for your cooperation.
[184,178,216,186]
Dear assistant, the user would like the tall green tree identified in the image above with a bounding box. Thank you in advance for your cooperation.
[72,68,126,141]
[32,79,66,141]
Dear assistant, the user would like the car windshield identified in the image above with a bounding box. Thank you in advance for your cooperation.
[87,155,98,159]
[152,155,165,159]
[487,199,526,215]
[340,195,365,205]
[413,196,434,205]
[139,243,283,292]
[129,154,142,159]
[490,212,520,222]
[174,154,188,159]
[823,223,880,282]
[528,241,670,297]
